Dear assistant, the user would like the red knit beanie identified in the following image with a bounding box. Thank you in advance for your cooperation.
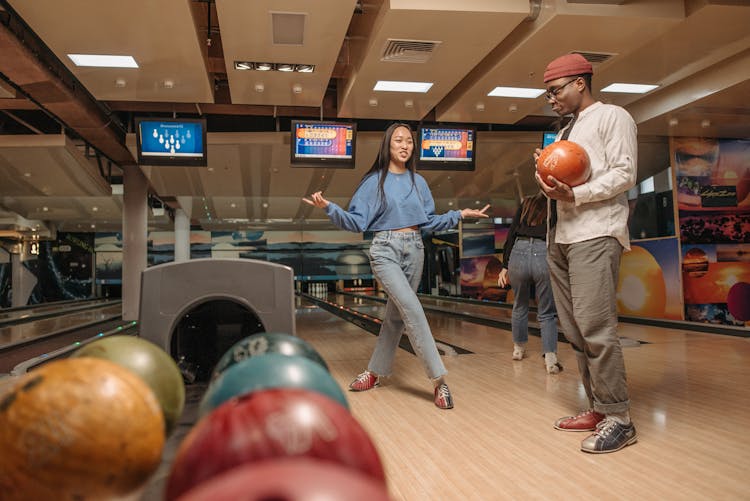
[543,53,593,83]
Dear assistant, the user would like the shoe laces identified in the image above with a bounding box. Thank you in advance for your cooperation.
[354,371,373,384]
[593,418,618,438]
[575,409,596,419]
[436,383,451,400]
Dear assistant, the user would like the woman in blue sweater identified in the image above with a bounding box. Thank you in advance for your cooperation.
[303,123,489,409]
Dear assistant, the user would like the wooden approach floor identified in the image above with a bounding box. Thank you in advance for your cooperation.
[292,300,749,500]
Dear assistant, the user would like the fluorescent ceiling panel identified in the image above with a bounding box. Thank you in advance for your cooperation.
[68,54,139,68]
[373,81,433,93]
[487,86,545,98]
[601,83,659,94]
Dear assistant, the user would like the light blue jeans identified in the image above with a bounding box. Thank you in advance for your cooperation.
[507,237,559,354]
[367,230,446,380]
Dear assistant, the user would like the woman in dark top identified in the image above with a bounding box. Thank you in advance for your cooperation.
[498,192,562,374]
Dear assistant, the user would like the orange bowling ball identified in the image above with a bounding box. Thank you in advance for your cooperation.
[0,358,165,501]
[537,140,591,187]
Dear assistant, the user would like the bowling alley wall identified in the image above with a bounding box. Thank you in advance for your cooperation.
[458,137,749,328]
[674,138,750,326]
[1,137,747,330]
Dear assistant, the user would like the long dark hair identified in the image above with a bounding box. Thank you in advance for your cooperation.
[360,123,417,204]
[519,192,547,226]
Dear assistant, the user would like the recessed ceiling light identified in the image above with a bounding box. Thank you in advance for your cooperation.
[487,87,545,98]
[234,61,254,70]
[601,83,658,94]
[234,61,314,73]
[373,81,433,93]
[68,54,138,68]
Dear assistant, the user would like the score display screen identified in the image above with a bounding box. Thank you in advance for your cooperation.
[291,121,355,166]
[542,132,557,148]
[417,126,475,170]
[135,118,207,166]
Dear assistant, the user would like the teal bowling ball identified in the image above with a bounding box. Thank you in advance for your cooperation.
[200,353,348,416]
[211,332,328,382]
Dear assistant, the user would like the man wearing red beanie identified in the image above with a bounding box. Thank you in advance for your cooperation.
[534,53,638,453]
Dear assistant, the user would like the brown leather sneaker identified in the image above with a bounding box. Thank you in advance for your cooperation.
[554,409,605,431]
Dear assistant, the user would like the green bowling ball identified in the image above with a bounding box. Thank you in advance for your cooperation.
[72,335,185,435]
[200,353,348,416]
[211,332,329,381]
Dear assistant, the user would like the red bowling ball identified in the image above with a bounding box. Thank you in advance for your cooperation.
[176,458,390,501]
[537,139,591,187]
[166,388,385,501]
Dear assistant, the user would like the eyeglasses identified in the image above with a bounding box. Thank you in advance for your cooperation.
[545,78,579,100]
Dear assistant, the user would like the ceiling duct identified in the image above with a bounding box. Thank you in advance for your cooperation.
[571,50,617,65]
[381,39,441,63]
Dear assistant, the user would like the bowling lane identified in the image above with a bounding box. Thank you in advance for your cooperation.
[307,292,513,358]
[0,318,135,375]
[0,302,123,349]
[0,298,116,325]
[341,291,749,345]
[339,291,516,331]
[332,292,517,355]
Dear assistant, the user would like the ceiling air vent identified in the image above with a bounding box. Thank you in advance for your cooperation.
[381,39,441,63]
[271,12,306,45]
[571,51,616,65]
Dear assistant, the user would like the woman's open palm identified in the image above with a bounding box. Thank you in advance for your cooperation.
[461,204,491,219]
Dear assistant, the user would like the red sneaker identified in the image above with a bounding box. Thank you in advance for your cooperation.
[349,371,379,391]
[434,383,454,409]
[554,409,605,432]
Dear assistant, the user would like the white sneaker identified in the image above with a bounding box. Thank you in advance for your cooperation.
[512,343,526,361]
[545,352,563,374]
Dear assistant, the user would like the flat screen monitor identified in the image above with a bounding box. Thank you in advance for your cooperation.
[135,118,207,166]
[417,125,476,171]
[542,131,557,148]
[291,120,356,168]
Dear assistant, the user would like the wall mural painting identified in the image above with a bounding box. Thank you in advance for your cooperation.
[460,254,508,303]
[674,137,750,327]
[617,239,682,321]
